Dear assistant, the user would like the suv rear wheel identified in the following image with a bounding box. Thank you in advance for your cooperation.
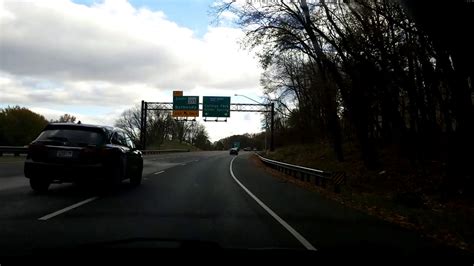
[110,162,125,187]
[130,164,143,186]
[30,177,50,193]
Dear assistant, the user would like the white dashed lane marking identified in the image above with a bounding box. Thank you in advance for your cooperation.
[38,197,99,221]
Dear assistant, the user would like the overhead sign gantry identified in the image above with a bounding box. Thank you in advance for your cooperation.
[140,91,274,151]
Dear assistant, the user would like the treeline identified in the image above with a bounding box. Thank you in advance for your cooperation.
[218,0,473,193]
[214,133,265,150]
[0,106,85,146]
[115,105,268,151]
[0,106,48,146]
[115,105,212,150]
[0,105,214,150]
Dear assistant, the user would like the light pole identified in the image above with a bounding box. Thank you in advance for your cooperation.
[234,94,263,105]
[234,94,269,151]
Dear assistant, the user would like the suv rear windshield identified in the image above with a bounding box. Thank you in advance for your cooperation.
[35,128,106,147]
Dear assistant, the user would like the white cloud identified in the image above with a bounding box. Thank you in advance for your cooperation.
[30,106,121,126]
[0,72,164,108]
[220,10,238,22]
[0,0,261,89]
[0,0,264,141]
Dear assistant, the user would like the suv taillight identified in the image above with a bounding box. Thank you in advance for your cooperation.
[79,146,105,163]
[28,143,47,160]
[99,147,114,157]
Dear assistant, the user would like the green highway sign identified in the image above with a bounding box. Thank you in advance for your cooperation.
[203,96,230,117]
[233,141,240,149]
[173,96,199,117]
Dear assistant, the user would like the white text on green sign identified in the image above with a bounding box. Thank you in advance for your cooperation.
[203,96,230,117]
[173,96,199,111]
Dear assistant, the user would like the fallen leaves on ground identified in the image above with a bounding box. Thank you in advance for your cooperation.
[250,154,473,253]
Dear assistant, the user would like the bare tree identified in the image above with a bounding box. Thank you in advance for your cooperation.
[51,113,77,123]
[114,106,142,146]
[214,0,473,191]
[115,106,212,150]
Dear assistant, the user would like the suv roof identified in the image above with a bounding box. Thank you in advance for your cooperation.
[45,123,117,132]
[44,123,127,140]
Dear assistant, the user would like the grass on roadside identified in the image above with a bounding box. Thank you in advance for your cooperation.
[262,143,473,253]
[147,140,199,151]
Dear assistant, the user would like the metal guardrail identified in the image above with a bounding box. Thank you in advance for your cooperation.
[0,146,190,157]
[255,153,346,193]
[141,149,190,155]
[0,146,28,156]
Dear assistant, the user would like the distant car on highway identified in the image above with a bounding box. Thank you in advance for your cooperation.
[229,147,239,155]
[243,147,251,151]
[24,123,143,192]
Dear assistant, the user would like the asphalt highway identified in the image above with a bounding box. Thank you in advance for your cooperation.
[0,151,466,259]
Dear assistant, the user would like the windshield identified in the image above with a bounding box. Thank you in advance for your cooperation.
[35,129,106,147]
[0,0,472,258]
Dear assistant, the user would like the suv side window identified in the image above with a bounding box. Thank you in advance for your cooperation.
[111,132,122,146]
[125,135,135,149]
[112,131,131,148]
[118,132,127,147]
[105,129,114,143]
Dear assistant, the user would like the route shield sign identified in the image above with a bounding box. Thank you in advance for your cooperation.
[203,96,230,117]
[173,96,199,117]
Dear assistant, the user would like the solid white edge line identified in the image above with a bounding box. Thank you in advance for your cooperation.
[154,171,165,175]
[229,156,317,251]
[38,196,99,221]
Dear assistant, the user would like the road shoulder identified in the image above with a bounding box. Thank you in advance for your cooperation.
[231,153,465,257]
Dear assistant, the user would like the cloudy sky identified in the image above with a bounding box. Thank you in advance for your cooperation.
[0,0,265,142]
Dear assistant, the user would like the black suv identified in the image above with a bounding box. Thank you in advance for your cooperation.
[24,123,143,192]
[229,147,239,155]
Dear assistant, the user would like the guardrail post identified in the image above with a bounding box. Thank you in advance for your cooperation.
[332,172,345,193]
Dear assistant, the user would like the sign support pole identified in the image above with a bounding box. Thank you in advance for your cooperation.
[140,100,145,149]
[143,102,148,150]
[270,102,275,152]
